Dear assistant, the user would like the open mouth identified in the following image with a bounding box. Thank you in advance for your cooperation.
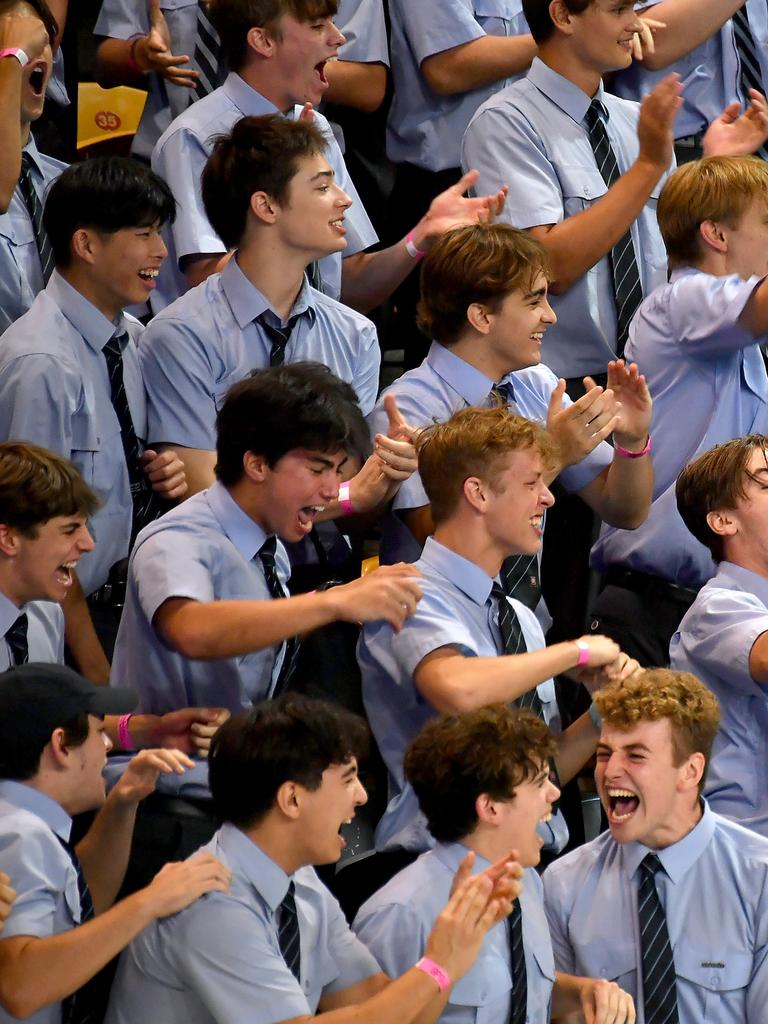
[314,60,329,85]
[297,504,325,533]
[28,64,46,97]
[530,514,544,535]
[55,561,77,587]
[607,788,640,822]
[330,217,346,235]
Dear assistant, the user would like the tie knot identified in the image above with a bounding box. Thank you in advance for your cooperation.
[259,535,278,564]
[585,99,607,129]
[490,580,506,604]
[491,381,515,407]
[104,331,128,357]
[19,150,34,179]
[641,852,664,878]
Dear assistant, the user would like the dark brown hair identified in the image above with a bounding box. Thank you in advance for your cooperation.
[0,442,99,537]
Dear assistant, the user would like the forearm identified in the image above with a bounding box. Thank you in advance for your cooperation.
[533,159,665,292]
[94,37,146,87]
[324,58,387,112]
[639,0,741,68]
[0,60,22,212]
[422,34,537,95]
[159,591,344,659]
[418,643,583,714]
[104,714,164,751]
[552,972,591,1017]
[341,245,418,313]
[182,251,230,290]
[586,451,653,529]
[317,968,448,1024]
[75,794,139,912]
[554,710,598,785]
[61,574,111,684]
[0,890,156,1018]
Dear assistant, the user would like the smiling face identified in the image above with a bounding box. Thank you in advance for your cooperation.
[2,513,94,605]
[255,447,348,541]
[722,196,768,279]
[295,758,367,864]
[65,713,113,814]
[567,0,642,74]
[482,447,555,557]
[268,13,344,107]
[596,718,704,849]
[483,273,557,376]
[489,762,560,868]
[271,151,352,261]
[77,222,167,318]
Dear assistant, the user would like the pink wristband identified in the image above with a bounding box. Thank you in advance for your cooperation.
[127,37,143,74]
[405,230,426,262]
[615,434,651,459]
[117,713,134,751]
[338,481,355,515]
[574,640,590,668]
[415,957,451,992]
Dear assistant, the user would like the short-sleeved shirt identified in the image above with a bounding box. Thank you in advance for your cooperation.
[462,57,671,379]
[0,780,79,1024]
[610,0,768,139]
[387,0,528,171]
[93,0,200,162]
[354,842,555,1024]
[358,536,566,853]
[109,481,290,796]
[369,340,612,564]
[592,269,768,588]
[105,823,381,1024]
[140,257,380,450]
[0,136,66,336]
[542,802,768,1023]
[0,271,148,595]
[150,72,378,311]
[335,0,389,65]
[671,561,768,837]
[0,591,64,671]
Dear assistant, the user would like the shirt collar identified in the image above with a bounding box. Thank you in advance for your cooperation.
[45,271,126,353]
[421,536,495,606]
[426,341,497,407]
[215,823,292,911]
[527,56,604,125]
[432,841,492,875]
[205,480,270,561]
[21,134,44,176]
[0,779,72,842]
[222,72,281,117]
[620,800,716,884]
[221,257,316,331]
[716,560,768,607]
[0,590,21,636]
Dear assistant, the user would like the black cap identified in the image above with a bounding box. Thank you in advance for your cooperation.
[0,663,137,753]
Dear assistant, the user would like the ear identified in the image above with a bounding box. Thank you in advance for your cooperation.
[475,792,499,826]
[705,508,737,539]
[274,779,302,820]
[462,474,489,514]
[699,220,728,255]
[242,451,270,483]
[678,751,706,795]
[549,0,576,35]
[0,523,21,558]
[48,727,73,768]
[250,190,278,225]
[246,24,276,59]
[70,227,99,266]
[466,302,493,336]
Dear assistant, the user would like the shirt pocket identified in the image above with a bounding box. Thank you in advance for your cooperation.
[554,162,608,219]
[675,946,752,1015]
[575,936,636,986]
[474,0,523,28]
[450,957,513,1023]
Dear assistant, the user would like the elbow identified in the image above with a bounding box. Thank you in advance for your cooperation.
[356,68,387,112]
[0,986,39,1020]
[422,61,464,97]
[164,628,212,660]
[602,502,651,531]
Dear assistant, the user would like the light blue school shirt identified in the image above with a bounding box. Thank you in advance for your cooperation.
[150,72,378,310]
[369,340,612,564]
[0,780,79,1024]
[140,257,380,450]
[0,591,63,671]
[93,0,199,163]
[0,136,66,336]
[462,58,671,379]
[335,0,389,65]
[543,802,768,1023]
[387,0,527,171]
[109,481,290,797]
[611,0,768,139]
[592,269,768,588]
[671,561,768,837]
[0,271,147,596]
[358,536,567,854]
[354,842,555,1024]
[105,823,381,1024]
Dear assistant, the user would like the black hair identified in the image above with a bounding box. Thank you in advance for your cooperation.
[523,0,592,43]
[215,362,370,486]
[43,157,176,268]
[0,711,89,781]
[208,694,368,828]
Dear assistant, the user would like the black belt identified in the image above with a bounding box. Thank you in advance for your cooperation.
[604,567,698,605]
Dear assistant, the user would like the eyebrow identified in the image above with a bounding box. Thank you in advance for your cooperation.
[340,762,358,779]
[309,170,335,183]
[523,286,547,300]
[596,742,651,754]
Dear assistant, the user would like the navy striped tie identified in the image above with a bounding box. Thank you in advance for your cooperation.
[259,537,300,695]
[638,853,679,1024]
[584,100,643,358]
[509,900,528,1024]
[18,152,54,284]
[4,613,28,666]
[57,837,100,1024]
[192,0,224,100]
[278,880,301,982]
[491,581,545,720]
[733,4,768,160]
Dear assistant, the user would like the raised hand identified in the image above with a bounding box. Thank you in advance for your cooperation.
[0,10,49,58]
[607,359,652,449]
[111,747,195,805]
[546,377,619,469]
[636,73,681,172]
[630,16,665,62]
[410,170,509,252]
[133,0,198,88]
[327,563,423,632]
[151,707,230,757]
[703,89,768,157]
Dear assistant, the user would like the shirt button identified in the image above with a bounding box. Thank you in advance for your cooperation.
[584,186,591,197]
[710,976,720,988]
[601,967,608,977]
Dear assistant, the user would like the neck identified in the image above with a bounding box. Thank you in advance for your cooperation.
[243,820,307,876]
[639,798,704,851]
[537,43,602,99]
[20,120,31,148]
[460,826,517,867]
[58,266,122,323]
[0,571,25,609]
[720,547,768,579]
[226,479,272,535]
[235,245,307,321]
[449,335,521,383]
[689,253,728,277]
[433,517,506,578]
[237,66,294,115]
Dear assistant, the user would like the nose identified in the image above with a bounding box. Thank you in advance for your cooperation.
[335,185,353,210]
[102,731,113,752]
[354,778,368,807]
[80,528,95,552]
[540,484,555,509]
[541,298,557,326]
[156,234,168,261]
[330,23,346,48]
[547,778,561,805]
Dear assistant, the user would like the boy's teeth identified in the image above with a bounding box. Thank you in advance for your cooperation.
[139,269,159,279]
[608,788,637,797]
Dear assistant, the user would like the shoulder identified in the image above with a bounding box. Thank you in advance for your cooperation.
[602,92,641,125]
[0,297,77,363]
[143,280,223,339]
[543,831,615,897]
[311,290,376,332]
[710,812,768,870]
[377,365,454,424]
[510,364,559,414]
